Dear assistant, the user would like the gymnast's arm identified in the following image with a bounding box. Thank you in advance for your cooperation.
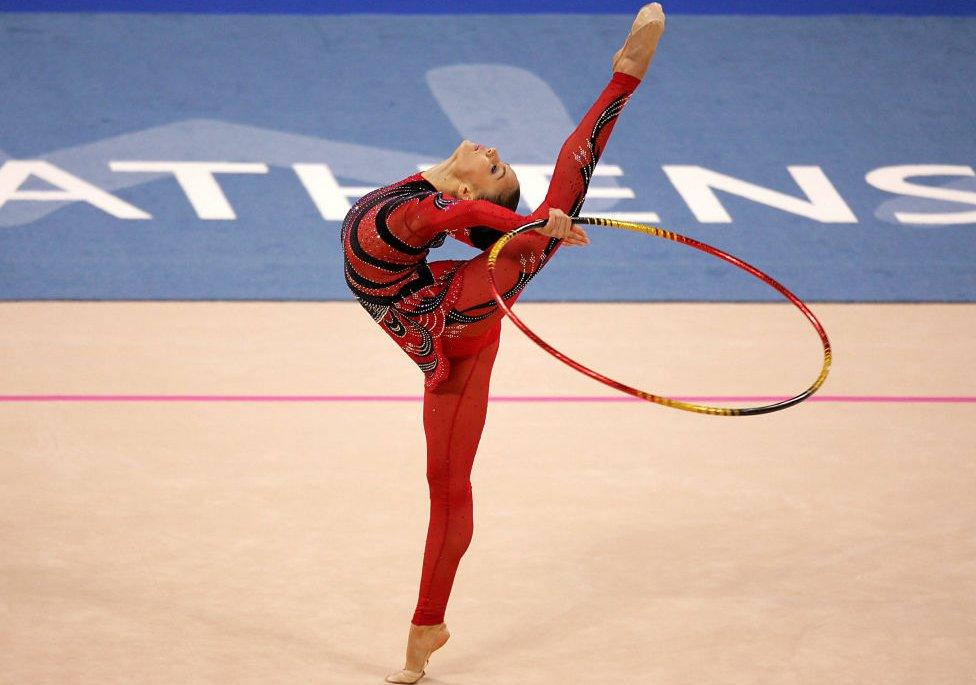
[392,69,641,246]
[396,194,579,247]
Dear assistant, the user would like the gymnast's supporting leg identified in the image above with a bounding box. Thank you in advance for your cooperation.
[415,337,499,625]
[386,337,499,683]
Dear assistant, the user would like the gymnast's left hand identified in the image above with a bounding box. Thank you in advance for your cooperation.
[535,208,590,246]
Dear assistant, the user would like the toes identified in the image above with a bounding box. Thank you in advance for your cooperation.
[385,669,424,684]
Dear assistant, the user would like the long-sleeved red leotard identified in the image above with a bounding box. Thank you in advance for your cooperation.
[342,71,639,390]
[342,72,640,628]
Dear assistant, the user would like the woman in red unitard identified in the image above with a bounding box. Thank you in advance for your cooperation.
[341,5,666,682]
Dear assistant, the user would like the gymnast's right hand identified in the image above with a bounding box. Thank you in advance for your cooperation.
[535,208,590,246]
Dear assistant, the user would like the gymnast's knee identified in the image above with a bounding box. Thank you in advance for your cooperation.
[425,474,473,507]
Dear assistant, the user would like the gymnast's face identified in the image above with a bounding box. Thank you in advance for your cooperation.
[452,139,520,207]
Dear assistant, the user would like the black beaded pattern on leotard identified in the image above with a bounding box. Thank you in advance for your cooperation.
[341,175,480,388]
[341,75,636,390]
[342,178,446,306]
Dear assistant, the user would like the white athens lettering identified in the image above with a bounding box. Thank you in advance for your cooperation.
[2,160,974,226]
[662,165,858,223]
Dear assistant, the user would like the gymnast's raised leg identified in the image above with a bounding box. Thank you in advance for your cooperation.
[436,3,667,343]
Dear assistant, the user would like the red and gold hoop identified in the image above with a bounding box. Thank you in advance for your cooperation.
[486,217,831,416]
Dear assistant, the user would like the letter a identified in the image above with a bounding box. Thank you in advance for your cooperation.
[0,160,150,219]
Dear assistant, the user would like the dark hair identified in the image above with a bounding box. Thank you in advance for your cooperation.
[488,182,521,212]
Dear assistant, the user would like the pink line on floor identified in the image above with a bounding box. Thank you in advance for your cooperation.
[0,394,974,403]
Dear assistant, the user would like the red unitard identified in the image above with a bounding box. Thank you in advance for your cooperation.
[341,72,640,625]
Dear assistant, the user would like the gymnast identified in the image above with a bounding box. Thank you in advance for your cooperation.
[340,5,665,682]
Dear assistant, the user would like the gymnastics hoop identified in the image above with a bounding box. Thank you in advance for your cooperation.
[486,217,832,416]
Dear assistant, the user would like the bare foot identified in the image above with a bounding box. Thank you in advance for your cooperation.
[612,3,666,80]
[385,622,451,684]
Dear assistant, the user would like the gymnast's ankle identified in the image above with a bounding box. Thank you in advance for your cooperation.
[409,621,445,632]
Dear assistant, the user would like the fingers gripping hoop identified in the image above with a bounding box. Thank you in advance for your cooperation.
[486,217,832,416]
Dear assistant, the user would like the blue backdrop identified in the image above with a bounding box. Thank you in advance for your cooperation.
[1,8,974,301]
